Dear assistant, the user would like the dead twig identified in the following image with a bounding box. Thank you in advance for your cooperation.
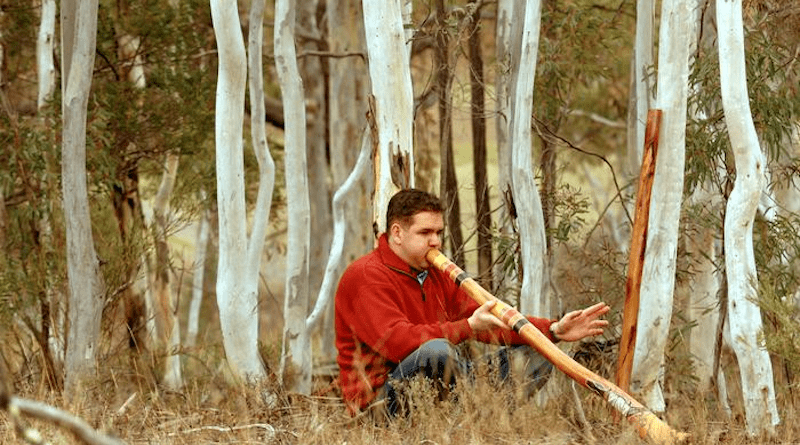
[7,396,126,445]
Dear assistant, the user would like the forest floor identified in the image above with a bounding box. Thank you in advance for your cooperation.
[3,337,797,445]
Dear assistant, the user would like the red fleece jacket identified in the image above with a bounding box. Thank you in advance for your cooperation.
[335,234,557,413]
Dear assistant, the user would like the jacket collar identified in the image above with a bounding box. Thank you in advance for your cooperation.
[377,233,417,275]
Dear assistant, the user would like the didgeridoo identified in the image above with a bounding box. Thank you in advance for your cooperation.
[426,249,689,445]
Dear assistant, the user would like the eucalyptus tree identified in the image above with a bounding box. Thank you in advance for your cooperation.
[507,0,549,317]
[275,0,313,394]
[494,0,515,297]
[150,153,182,389]
[718,0,780,434]
[631,0,698,413]
[467,0,492,288]
[60,0,104,395]
[210,0,268,382]
[326,0,371,359]
[627,0,656,171]
[36,0,56,109]
[297,0,333,327]
[362,0,415,233]
[434,0,464,267]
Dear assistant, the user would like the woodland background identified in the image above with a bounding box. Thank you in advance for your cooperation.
[1,0,800,443]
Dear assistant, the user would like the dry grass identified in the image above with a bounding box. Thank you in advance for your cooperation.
[3,340,799,445]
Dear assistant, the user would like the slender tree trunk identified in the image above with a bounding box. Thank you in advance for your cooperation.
[151,154,182,389]
[186,203,210,348]
[686,186,720,391]
[540,138,555,252]
[36,0,62,386]
[362,0,415,234]
[307,131,372,334]
[210,0,266,382]
[631,0,698,413]
[718,0,780,435]
[244,0,276,380]
[326,0,370,362]
[36,0,56,109]
[627,0,656,173]
[435,0,464,266]
[494,0,515,297]
[60,0,104,397]
[468,0,492,288]
[275,0,312,394]
[686,0,723,397]
[508,1,548,317]
[297,5,333,364]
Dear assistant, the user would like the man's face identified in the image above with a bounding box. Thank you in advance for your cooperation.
[389,211,444,269]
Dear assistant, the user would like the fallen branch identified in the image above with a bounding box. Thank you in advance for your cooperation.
[5,396,126,445]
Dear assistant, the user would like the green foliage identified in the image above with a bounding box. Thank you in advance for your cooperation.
[548,182,590,243]
[535,0,632,156]
[0,113,64,330]
[686,8,800,194]
[755,211,800,385]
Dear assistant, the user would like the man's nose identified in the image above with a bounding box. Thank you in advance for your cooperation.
[430,233,441,247]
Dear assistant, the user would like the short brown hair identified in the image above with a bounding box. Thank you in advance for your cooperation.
[386,189,443,232]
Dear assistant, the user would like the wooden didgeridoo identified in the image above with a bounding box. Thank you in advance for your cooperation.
[426,249,689,445]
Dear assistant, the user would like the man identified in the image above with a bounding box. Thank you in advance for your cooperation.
[335,188,610,416]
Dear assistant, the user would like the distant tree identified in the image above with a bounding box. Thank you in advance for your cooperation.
[60,0,105,396]
[325,0,371,360]
[494,0,516,297]
[298,0,332,327]
[149,153,182,389]
[434,0,464,266]
[507,1,549,317]
[467,0,492,288]
[36,0,56,109]
[275,0,313,394]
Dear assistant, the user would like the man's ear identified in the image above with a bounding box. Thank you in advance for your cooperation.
[389,222,402,244]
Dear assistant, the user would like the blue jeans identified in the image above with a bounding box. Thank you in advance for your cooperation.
[382,339,552,416]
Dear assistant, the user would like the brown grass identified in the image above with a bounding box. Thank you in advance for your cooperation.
[3,339,798,445]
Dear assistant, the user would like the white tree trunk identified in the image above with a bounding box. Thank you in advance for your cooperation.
[151,153,182,389]
[326,0,370,362]
[363,0,415,234]
[210,0,266,382]
[493,0,516,297]
[297,1,332,344]
[36,0,62,369]
[36,0,56,109]
[628,0,656,171]
[686,186,720,390]
[307,131,372,332]
[247,0,275,281]
[275,0,312,394]
[60,0,104,396]
[631,0,697,413]
[117,34,145,89]
[186,203,210,348]
[507,1,548,317]
[718,0,780,435]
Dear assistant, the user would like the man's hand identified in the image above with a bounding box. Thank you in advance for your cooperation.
[551,302,610,342]
[467,300,511,332]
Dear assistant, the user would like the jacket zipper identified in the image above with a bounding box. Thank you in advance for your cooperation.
[387,266,427,301]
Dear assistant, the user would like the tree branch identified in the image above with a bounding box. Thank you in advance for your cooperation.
[4,397,127,445]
